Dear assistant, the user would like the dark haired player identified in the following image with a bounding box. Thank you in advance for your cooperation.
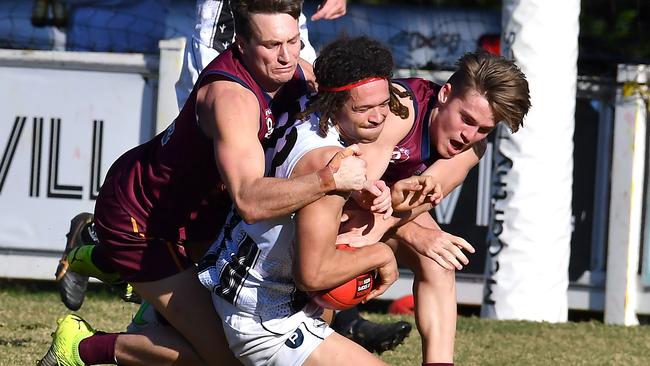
[334,49,531,365]
[198,35,438,366]
[37,2,376,366]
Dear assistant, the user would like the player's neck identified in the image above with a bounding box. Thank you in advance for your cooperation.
[333,124,353,146]
[426,107,440,143]
[259,80,284,98]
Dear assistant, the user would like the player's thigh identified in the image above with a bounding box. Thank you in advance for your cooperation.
[303,332,387,366]
[132,267,240,366]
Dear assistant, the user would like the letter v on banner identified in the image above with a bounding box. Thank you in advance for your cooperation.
[0,116,27,193]
[434,184,463,224]
[433,142,493,226]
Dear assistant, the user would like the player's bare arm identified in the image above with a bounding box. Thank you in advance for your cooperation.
[358,81,417,177]
[356,132,394,180]
[387,125,480,269]
[421,138,486,196]
[196,80,367,224]
[291,146,397,298]
[382,139,483,268]
[335,175,441,248]
[349,140,397,219]
[391,211,475,270]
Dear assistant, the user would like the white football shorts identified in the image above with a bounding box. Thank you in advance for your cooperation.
[213,295,334,366]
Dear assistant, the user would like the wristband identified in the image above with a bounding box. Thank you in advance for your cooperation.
[316,166,337,191]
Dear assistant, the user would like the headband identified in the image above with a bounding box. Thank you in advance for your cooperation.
[318,77,385,92]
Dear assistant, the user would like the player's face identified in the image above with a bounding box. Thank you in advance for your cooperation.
[432,84,496,159]
[237,13,301,92]
[334,79,391,144]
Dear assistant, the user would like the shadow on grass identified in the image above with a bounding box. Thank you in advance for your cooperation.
[0,278,120,300]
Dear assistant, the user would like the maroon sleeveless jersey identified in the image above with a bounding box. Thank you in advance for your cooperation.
[99,47,307,242]
[382,78,442,186]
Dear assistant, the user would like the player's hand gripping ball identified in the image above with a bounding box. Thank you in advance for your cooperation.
[310,244,375,310]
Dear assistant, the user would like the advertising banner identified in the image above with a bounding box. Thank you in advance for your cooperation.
[481,0,579,322]
[0,66,152,253]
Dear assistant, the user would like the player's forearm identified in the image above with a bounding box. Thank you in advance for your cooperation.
[400,202,434,222]
[295,243,394,292]
[234,168,334,224]
[391,217,432,244]
[391,221,417,244]
[423,142,483,196]
[382,203,434,234]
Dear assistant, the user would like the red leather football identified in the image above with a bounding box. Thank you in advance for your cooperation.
[310,244,375,310]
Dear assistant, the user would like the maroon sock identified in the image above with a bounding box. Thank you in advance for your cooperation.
[78,332,119,365]
[423,363,454,366]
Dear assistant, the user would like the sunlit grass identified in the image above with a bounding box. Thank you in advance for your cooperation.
[2,280,650,366]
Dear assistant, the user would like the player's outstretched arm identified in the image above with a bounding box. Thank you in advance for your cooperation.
[392,212,475,271]
[335,175,443,248]
[292,147,397,296]
[197,81,366,224]
[422,139,487,196]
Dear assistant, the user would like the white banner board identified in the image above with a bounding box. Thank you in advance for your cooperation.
[0,65,152,254]
[481,0,579,322]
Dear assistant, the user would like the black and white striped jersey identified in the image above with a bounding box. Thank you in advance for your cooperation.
[198,100,343,319]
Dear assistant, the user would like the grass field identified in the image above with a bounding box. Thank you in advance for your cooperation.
[2,279,650,366]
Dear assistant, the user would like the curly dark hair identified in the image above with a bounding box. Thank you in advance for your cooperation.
[298,36,409,136]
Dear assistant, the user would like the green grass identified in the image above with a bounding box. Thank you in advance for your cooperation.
[2,279,650,365]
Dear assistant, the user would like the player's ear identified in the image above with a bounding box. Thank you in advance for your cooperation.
[438,83,452,106]
[235,34,246,54]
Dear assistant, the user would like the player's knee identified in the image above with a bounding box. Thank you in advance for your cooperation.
[414,262,455,288]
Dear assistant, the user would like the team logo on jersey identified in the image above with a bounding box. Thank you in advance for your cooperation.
[264,108,274,139]
[161,121,176,146]
[285,328,304,349]
[391,146,410,162]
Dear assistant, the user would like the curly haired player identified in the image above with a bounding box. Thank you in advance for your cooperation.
[334,48,531,365]
[37,2,379,366]
[198,36,439,366]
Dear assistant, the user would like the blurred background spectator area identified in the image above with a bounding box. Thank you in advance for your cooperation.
[0,0,647,75]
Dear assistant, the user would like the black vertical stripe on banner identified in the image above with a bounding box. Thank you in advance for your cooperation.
[47,118,82,199]
[482,125,513,309]
[90,119,103,199]
[30,117,43,197]
[0,116,26,194]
